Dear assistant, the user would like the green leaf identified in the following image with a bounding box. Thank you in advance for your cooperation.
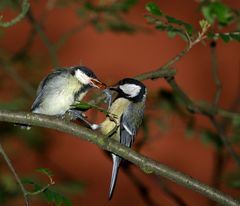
[62,196,72,206]
[36,168,53,177]
[219,33,230,43]
[211,2,231,25]
[200,130,223,150]
[155,23,167,31]
[184,23,193,34]
[166,15,182,25]
[43,189,55,203]
[207,32,216,39]
[167,31,176,38]
[145,2,162,16]
[111,0,138,12]
[43,189,73,206]
[202,6,214,24]
[166,15,193,34]
[107,20,135,33]
[54,192,64,206]
[230,33,240,42]
[72,102,92,110]
[201,2,232,25]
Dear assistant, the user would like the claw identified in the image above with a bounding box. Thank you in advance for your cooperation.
[103,88,112,110]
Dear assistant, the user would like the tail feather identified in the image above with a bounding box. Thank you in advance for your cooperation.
[108,154,121,200]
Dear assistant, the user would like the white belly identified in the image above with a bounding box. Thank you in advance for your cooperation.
[34,88,76,116]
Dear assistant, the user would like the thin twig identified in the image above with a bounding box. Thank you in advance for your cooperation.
[12,27,37,61]
[92,20,209,106]
[0,143,29,206]
[210,117,240,166]
[124,166,161,206]
[26,9,59,67]
[134,118,188,206]
[209,150,224,206]
[0,110,239,206]
[165,77,240,165]
[0,0,30,28]
[154,176,188,206]
[55,21,90,50]
[210,41,222,106]
[0,61,35,97]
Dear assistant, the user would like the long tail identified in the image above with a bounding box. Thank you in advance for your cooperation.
[108,154,121,200]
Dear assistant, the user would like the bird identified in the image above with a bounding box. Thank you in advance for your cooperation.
[22,65,106,129]
[99,78,147,199]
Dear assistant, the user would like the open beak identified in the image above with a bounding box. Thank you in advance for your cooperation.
[90,78,107,89]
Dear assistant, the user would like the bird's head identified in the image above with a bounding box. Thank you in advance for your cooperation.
[109,78,147,102]
[72,66,106,89]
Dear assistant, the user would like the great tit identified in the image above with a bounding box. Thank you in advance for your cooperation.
[99,78,147,199]
[23,66,106,129]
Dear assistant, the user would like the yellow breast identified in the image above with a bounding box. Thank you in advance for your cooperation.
[100,98,130,135]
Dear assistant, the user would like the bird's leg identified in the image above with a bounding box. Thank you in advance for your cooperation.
[67,109,99,130]
[103,88,113,110]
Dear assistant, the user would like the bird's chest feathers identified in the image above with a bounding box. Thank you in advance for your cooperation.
[44,77,82,114]
[101,98,130,135]
[57,77,81,102]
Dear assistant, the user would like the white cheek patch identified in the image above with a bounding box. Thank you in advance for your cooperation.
[75,70,91,84]
[119,84,141,98]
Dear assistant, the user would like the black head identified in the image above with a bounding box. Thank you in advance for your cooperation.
[110,78,147,102]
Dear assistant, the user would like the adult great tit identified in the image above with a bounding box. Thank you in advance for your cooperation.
[23,66,106,129]
[99,78,147,199]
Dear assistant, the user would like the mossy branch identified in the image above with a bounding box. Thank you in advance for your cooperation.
[0,110,239,206]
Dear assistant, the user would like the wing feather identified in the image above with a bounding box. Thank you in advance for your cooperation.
[120,101,145,147]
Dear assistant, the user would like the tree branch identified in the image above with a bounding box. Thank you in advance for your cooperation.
[0,143,29,206]
[210,117,240,166]
[26,9,59,67]
[0,61,35,97]
[0,0,30,28]
[210,41,222,106]
[165,77,240,165]
[154,176,188,206]
[0,110,239,206]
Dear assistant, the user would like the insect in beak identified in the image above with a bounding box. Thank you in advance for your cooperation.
[90,78,107,89]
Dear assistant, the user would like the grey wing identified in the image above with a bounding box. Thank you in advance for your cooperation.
[31,68,69,111]
[36,68,67,96]
[120,102,145,147]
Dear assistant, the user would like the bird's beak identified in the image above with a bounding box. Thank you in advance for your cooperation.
[108,85,119,91]
[90,78,107,89]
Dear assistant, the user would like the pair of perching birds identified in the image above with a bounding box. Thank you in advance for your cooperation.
[27,65,147,199]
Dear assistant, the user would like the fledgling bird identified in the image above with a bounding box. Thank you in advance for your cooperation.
[99,78,147,199]
[23,66,106,129]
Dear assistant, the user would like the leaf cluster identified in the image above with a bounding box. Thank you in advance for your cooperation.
[75,0,139,33]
